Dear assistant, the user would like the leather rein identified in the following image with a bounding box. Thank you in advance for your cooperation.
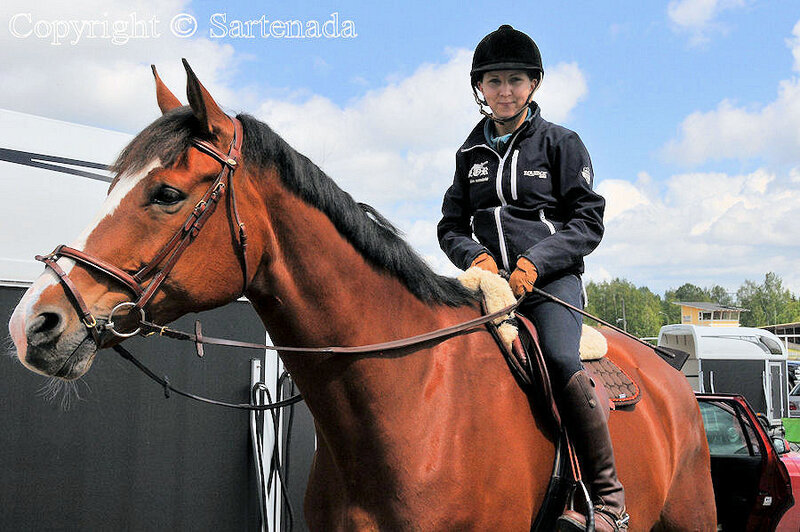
[34,114,526,410]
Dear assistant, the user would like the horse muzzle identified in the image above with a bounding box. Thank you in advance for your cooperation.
[9,286,102,380]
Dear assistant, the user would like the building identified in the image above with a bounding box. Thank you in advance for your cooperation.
[761,322,800,361]
[673,301,747,327]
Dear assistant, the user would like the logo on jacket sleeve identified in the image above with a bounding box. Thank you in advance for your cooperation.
[581,166,592,184]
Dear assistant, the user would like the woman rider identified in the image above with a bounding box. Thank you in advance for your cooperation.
[437,25,629,532]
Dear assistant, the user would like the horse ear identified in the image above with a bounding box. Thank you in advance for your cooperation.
[151,65,182,114]
[182,58,233,142]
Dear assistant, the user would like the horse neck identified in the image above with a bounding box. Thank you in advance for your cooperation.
[241,174,474,462]
[246,181,443,346]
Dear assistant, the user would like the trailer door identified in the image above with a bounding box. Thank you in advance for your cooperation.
[769,362,786,420]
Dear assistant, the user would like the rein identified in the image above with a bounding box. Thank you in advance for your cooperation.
[109,296,525,411]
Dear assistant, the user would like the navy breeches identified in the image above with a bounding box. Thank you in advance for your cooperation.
[517,274,585,392]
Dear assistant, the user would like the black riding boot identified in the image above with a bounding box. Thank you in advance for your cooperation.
[556,370,629,532]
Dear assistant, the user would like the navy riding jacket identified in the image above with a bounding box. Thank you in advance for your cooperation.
[437,102,605,281]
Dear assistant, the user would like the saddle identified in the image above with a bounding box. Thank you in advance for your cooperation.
[508,316,642,412]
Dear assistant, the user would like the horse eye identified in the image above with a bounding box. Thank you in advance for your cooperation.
[151,186,185,206]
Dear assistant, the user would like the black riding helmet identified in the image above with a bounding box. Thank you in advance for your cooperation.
[470,25,543,87]
[471,25,543,124]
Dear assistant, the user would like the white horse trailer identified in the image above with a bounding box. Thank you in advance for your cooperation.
[658,324,789,423]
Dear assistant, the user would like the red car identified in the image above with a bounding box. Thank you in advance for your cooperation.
[776,449,800,531]
[696,393,794,531]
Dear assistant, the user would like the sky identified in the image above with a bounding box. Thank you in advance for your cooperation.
[1,0,799,296]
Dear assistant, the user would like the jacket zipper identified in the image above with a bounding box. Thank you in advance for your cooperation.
[539,209,556,235]
[511,149,519,201]
[493,207,510,270]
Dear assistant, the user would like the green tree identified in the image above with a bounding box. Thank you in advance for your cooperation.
[737,272,793,326]
[585,278,664,338]
[709,285,735,306]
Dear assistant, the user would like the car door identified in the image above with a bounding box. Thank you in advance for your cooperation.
[696,393,793,531]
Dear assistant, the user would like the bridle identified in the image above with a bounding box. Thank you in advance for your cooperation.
[36,116,248,345]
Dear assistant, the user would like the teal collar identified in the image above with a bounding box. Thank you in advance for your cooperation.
[484,107,532,153]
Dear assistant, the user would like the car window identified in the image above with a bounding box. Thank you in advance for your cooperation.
[699,401,761,456]
[791,381,800,395]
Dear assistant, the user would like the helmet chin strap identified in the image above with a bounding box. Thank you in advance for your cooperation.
[472,86,536,125]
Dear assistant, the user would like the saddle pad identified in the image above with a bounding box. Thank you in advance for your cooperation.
[584,357,641,408]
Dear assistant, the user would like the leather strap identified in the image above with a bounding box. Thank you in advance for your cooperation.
[35,253,102,345]
[139,296,526,356]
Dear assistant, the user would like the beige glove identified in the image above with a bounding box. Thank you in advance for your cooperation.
[508,257,538,297]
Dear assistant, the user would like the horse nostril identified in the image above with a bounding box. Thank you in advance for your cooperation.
[26,311,66,347]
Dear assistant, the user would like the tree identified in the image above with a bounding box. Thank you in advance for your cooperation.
[708,285,735,306]
[737,272,793,327]
[585,278,664,338]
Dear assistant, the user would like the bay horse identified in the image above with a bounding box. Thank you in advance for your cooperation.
[8,61,716,531]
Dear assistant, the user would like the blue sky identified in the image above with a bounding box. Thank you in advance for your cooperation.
[2,0,800,295]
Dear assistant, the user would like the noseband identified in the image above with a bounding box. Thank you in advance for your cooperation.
[36,116,248,345]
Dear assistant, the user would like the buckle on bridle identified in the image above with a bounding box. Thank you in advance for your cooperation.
[106,301,147,338]
[82,314,97,329]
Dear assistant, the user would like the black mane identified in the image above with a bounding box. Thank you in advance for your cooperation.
[113,109,476,307]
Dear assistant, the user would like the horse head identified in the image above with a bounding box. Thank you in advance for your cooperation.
[9,61,262,380]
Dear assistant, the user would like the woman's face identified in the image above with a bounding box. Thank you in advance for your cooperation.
[477,70,537,120]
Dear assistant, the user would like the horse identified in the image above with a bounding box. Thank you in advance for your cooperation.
[8,61,716,531]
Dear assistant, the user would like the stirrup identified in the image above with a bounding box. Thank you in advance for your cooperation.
[560,480,595,531]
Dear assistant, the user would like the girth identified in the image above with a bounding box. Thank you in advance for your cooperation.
[36,116,247,344]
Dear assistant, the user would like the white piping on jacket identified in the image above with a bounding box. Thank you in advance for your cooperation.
[510,149,519,201]
[493,207,510,270]
[539,209,556,235]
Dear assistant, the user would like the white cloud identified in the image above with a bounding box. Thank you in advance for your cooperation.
[791,20,800,72]
[667,0,746,45]
[0,0,239,131]
[593,168,800,293]
[663,82,800,166]
[665,19,800,166]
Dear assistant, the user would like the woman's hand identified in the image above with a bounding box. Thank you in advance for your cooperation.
[470,253,498,274]
[509,257,538,297]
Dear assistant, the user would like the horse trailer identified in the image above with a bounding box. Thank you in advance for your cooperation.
[658,324,789,423]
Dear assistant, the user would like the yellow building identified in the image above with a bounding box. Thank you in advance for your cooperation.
[674,302,746,327]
